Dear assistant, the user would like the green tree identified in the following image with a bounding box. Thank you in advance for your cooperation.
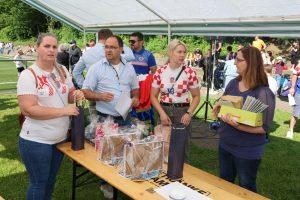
[0,0,48,40]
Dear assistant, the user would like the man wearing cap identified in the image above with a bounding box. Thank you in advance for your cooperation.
[69,40,82,72]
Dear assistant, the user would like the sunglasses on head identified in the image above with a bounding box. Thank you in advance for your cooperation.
[49,73,61,88]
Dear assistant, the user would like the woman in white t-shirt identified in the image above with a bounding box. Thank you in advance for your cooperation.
[150,39,200,157]
[17,33,84,199]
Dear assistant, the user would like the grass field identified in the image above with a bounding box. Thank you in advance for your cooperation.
[0,55,34,91]
[0,57,299,199]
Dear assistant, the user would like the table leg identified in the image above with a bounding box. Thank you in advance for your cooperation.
[72,161,77,200]
[113,187,118,200]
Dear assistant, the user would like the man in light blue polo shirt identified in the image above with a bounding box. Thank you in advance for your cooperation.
[82,36,139,126]
[73,29,135,89]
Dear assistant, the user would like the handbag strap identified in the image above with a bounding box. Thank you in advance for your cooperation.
[27,67,38,88]
[174,66,186,82]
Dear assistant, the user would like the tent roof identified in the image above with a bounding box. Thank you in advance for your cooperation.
[22,0,300,37]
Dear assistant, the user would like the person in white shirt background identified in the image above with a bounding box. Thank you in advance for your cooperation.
[14,49,25,76]
[264,64,278,95]
[0,41,4,54]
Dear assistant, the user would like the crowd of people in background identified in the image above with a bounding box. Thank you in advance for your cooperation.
[0,41,14,55]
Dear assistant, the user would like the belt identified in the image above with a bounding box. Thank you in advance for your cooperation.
[97,111,123,120]
[161,102,190,107]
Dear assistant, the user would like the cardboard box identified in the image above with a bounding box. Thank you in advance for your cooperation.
[220,95,243,109]
[219,105,263,127]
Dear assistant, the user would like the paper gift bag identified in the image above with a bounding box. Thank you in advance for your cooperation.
[167,124,187,180]
[71,105,85,151]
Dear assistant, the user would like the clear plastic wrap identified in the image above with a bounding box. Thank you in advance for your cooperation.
[121,136,164,181]
[135,120,149,137]
[84,114,99,143]
[98,126,142,165]
[94,116,118,151]
[154,124,171,163]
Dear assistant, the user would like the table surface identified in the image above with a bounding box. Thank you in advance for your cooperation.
[57,142,269,200]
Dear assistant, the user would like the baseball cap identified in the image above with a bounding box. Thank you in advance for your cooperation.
[69,40,76,45]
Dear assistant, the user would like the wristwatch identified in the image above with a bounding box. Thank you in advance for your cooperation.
[186,111,193,117]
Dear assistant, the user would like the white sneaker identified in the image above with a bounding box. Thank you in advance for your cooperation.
[286,131,294,139]
[100,184,114,199]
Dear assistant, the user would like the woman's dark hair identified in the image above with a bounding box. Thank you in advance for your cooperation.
[36,33,57,46]
[237,47,268,89]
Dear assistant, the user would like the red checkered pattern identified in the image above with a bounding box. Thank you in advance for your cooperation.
[152,65,199,103]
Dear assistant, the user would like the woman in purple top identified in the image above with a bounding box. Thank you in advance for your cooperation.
[212,47,275,192]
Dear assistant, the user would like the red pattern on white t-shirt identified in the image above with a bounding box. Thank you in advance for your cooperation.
[36,75,67,96]
[152,65,199,103]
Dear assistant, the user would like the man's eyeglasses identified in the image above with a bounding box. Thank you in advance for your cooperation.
[104,45,119,50]
[235,57,245,63]
[129,40,138,44]
[49,73,61,88]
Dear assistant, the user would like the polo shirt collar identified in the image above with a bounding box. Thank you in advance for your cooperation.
[103,57,126,66]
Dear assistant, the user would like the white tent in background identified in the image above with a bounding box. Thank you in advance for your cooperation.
[22,0,300,38]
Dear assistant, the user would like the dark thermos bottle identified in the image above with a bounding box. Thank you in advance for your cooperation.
[71,105,85,151]
[167,123,187,180]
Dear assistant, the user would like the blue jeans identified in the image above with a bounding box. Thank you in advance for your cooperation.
[19,137,64,200]
[219,146,261,192]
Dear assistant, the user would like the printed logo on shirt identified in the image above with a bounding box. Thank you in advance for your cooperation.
[138,56,145,62]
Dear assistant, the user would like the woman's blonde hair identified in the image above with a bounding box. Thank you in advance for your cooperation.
[58,43,69,52]
[167,39,187,57]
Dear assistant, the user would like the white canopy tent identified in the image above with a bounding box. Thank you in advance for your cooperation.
[22,0,300,38]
